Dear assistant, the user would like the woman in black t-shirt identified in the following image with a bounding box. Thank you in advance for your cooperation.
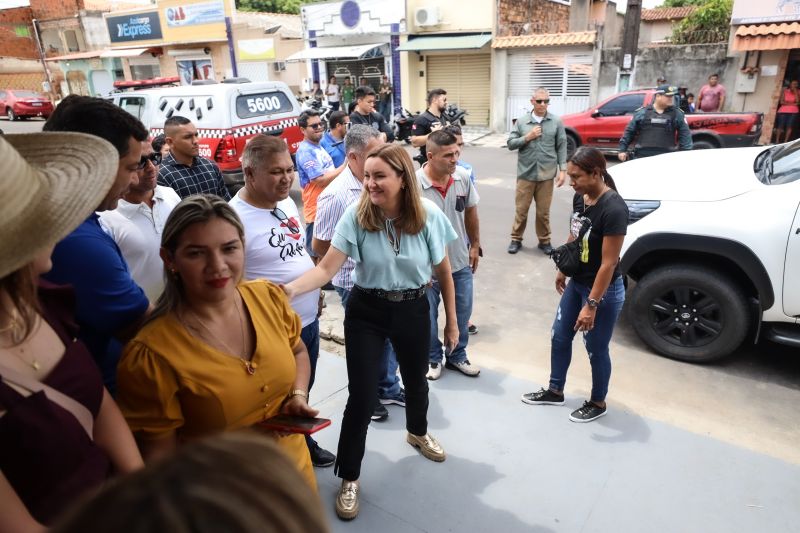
[522,147,628,423]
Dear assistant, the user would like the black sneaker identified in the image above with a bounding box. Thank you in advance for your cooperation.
[308,441,336,467]
[371,402,389,422]
[380,388,406,407]
[520,388,565,406]
[507,240,522,254]
[468,323,478,335]
[569,401,607,423]
[537,243,554,255]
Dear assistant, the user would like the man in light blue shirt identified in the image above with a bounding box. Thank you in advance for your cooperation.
[320,111,349,167]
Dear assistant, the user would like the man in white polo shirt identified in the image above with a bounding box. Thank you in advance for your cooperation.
[229,134,335,468]
[99,139,181,302]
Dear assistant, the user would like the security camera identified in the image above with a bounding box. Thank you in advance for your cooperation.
[203,47,211,55]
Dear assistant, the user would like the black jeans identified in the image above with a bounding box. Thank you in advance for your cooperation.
[334,287,431,481]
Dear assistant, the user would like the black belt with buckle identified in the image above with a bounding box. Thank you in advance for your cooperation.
[355,285,427,302]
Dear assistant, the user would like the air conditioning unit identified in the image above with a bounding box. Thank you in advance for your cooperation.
[414,6,440,27]
[273,61,286,72]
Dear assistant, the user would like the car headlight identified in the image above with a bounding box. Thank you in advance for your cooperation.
[625,200,660,224]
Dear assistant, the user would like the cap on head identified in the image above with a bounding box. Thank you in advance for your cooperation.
[655,84,678,97]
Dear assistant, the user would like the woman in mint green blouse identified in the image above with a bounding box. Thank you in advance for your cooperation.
[286,143,458,520]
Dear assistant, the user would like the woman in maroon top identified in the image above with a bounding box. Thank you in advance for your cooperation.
[0,133,143,532]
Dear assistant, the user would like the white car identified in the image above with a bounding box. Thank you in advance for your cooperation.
[614,142,800,362]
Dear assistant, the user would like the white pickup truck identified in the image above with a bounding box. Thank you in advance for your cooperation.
[613,141,800,362]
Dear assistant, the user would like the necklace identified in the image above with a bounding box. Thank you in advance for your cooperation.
[1,313,43,372]
[583,186,609,211]
[384,216,401,256]
[183,295,254,375]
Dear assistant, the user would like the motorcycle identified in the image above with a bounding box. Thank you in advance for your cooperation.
[392,107,418,144]
[441,103,468,126]
[298,96,332,130]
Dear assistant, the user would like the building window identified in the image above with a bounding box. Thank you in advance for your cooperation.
[64,30,80,52]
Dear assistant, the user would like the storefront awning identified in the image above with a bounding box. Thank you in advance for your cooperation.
[45,50,103,61]
[284,43,385,62]
[101,48,152,58]
[733,23,800,51]
[396,34,492,52]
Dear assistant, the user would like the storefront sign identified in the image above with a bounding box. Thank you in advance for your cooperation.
[107,12,163,43]
[165,1,225,28]
[238,39,276,61]
[732,0,800,24]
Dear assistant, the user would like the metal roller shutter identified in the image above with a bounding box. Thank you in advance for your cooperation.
[427,54,491,126]
[507,49,592,128]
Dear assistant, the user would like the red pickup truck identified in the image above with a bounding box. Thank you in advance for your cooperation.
[561,89,763,157]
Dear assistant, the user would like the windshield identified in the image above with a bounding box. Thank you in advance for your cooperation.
[754,139,800,185]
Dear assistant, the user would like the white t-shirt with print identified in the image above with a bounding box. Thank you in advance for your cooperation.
[229,193,319,327]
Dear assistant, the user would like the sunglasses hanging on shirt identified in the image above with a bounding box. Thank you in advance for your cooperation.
[271,207,300,234]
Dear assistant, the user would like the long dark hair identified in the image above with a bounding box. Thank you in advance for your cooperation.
[568,146,618,191]
[0,265,40,344]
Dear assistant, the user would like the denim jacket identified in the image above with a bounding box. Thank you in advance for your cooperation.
[507,112,567,182]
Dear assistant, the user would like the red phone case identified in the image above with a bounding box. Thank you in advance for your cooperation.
[257,415,331,435]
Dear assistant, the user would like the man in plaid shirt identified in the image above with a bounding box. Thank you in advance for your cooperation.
[157,116,231,200]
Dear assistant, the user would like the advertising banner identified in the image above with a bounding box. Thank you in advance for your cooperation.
[165,1,225,28]
[732,0,800,24]
[238,39,276,61]
[107,12,163,43]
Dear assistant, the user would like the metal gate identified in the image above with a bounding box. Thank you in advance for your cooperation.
[507,50,592,129]
[427,54,491,126]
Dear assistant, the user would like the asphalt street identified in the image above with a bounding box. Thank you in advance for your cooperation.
[4,116,799,466]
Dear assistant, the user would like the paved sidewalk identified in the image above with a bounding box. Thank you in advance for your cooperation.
[309,351,800,533]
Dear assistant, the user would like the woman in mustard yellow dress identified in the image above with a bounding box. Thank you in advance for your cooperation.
[117,195,318,488]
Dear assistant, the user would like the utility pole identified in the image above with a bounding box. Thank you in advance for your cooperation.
[31,19,54,98]
[619,0,641,91]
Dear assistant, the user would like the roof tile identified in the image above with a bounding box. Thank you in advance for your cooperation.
[492,31,596,49]
[641,6,696,22]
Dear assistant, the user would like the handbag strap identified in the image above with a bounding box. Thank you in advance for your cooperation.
[0,363,94,438]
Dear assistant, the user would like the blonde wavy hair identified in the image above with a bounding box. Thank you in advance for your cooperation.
[356,143,426,234]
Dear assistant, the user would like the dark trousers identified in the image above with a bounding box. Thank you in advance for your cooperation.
[334,287,431,481]
[301,320,321,450]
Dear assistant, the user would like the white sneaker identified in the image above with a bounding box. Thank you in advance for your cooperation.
[426,362,442,380]
[445,359,480,377]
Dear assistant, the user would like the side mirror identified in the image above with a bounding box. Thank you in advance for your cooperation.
[591,110,602,118]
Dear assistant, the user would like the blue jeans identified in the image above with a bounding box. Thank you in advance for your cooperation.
[305,222,316,257]
[549,277,625,403]
[426,266,473,364]
[335,287,401,399]
[378,100,392,121]
[301,319,320,448]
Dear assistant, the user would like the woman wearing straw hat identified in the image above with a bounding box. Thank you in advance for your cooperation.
[0,133,144,531]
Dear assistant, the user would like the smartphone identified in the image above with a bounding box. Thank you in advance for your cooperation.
[258,414,331,435]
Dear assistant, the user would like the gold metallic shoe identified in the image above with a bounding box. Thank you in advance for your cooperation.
[406,432,446,462]
[335,479,359,520]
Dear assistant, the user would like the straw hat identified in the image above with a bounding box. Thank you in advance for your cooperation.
[0,132,118,279]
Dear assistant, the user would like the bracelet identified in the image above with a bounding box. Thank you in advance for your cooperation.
[289,389,308,400]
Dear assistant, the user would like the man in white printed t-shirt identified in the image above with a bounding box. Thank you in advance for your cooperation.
[229,134,336,469]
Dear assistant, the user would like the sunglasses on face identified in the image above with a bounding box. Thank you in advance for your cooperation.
[307,123,324,130]
[137,152,162,169]
[270,207,300,234]
[534,99,550,104]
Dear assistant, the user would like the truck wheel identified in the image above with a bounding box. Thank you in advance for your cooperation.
[566,134,579,158]
[692,139,716,150]
[627,265,749,363]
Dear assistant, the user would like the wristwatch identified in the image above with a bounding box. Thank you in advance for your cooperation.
[586,298,600,309]
[289,389,309,400]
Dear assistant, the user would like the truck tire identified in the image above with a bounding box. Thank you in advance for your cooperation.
[566,133,579,158]
[692,139,717,150]
[627,265,750,363]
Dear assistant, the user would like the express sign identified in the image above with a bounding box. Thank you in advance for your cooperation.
[106,12,163,43]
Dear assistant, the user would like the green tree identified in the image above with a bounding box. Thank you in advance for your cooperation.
[235,0,303,14]
[670,0,732,44]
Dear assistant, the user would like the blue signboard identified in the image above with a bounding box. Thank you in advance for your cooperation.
[106,12,163,43]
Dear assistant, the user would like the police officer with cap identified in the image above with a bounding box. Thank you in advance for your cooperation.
[618,85,692,161]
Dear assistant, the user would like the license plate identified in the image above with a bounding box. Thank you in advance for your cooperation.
[31,102,42,107]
